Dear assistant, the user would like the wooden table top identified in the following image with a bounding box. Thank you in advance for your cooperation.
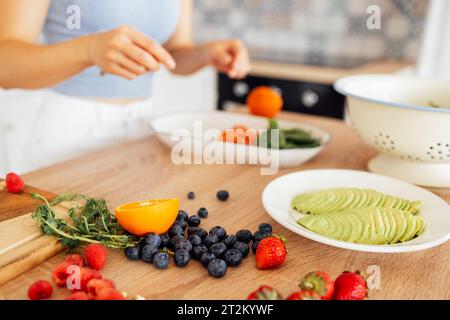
[0,111,449,300]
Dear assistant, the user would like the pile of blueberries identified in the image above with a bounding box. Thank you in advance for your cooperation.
[124,207,273,278]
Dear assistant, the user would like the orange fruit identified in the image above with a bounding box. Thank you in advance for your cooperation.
[246,86,283,118]
[115,198,179,236]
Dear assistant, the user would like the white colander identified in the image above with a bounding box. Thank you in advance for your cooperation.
[335,75,450,188]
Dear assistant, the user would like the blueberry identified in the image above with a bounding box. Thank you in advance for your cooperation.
[174,250,190,267]
[168,235,185,250]
[193,245,208,260]
[188,227,207,240]
[169,223,184,237]
[124,246,141,260]
[209,243,227,258]
[188,215,201,228]
[153,252,170,269]
[177,210,189,222]
[174,239,193,253]
[142,233,161,249]
[236,230,253,243]
[252,240,260,254]
[187,191,195,200]
[209,226,227,240]
[159,233,170,249]
[200,252,216,268]
[223,235,237,248]
[178,219,188,230]
[188,234,202,247]
[253,231,268,242]
[216,190,230,202]
[197,207,208,219]
[258,223,273,235]
[207,259,227,278]
[233,241,250,257]
[203,234,219,248]
[141,245,158,263]
[224,249,243,267]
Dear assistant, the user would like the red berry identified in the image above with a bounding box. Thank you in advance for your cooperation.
[300,271,335,300]
[52,262,72,287]
[247,285,283,300]
[5,172,25,193]
[255,235,287,270]
[86,278,115,297]
[334,271,368,300]
[84,244,108,271]
[65,291,89,300]
[286,290,321,300]
[71,267,102,292]
[28,280,53,300]
[65,254,85,267]
[95,288,125,300]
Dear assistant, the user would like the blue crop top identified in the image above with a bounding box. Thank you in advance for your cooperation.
[43,0,180,98]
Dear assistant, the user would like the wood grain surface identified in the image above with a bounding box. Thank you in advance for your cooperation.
[0,111,449,300]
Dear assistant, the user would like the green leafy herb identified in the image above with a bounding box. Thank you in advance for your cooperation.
[31,193,139,249]
[258,119,322,149]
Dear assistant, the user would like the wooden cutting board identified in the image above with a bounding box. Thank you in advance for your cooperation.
[0,180,65,286]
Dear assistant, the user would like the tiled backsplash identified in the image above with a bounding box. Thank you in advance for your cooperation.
[193,0,429,64]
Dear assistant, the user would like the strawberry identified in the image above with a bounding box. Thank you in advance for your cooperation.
[71,267,103,292]
[52,262,72,287]
[5,172,24,193]
[84,244,108,271]
[28,280,53,300]
[286,290,321,300]
[300,271,335,300]
[95,288,125,300]
[255,235,287,270]
[86,278,115,297]
[334,271,368,300]
[65,291,89,300]
[65,254,85,267]
[247,285,283,300]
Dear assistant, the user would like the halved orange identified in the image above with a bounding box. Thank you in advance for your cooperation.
[115,198,179,236]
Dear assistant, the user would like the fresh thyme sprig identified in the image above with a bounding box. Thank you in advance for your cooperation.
[31,193,139,249]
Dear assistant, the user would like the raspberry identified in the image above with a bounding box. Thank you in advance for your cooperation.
[95,288,125,300]
[5,172,24,193]
[86,279,115,297]
[84,244,108,271]
[65,291,89,300]
[28,280,53,300]
[65,254,85,267]
[52,262,72,287]
[71,267,102,292]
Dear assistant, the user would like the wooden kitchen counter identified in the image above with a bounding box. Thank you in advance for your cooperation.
[0,112,449,300]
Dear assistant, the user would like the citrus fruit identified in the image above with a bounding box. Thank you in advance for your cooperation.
[246,86,283,118]
[115,198,179,236]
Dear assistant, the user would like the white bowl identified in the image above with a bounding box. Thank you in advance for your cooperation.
[150,111,331,169]
[335,75,450,188]
[262,169,450,253]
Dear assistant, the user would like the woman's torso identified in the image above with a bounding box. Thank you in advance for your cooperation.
[43,0,180,99]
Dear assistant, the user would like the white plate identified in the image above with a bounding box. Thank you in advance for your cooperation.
[262,169,450,253]
[150,111,331,168]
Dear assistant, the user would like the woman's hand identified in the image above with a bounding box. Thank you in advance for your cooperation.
[205,39,250,79]
[88,25,176,80]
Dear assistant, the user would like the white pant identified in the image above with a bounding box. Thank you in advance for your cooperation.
[0,90,156,175]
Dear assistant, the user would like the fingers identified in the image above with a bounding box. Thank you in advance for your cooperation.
[109,64,137,80]
[227,40,250,79]
[128,28,176,70]
[122,43,160,71]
